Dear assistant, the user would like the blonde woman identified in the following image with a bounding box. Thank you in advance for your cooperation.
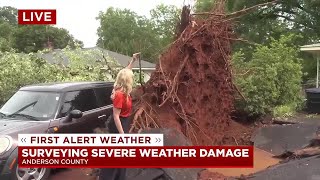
[110,53,138,134]
[99,53,139,180]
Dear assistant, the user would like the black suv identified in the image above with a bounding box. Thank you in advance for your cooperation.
[0,82,114,180]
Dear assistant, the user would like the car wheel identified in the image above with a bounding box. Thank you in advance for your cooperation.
[12,164,51,180]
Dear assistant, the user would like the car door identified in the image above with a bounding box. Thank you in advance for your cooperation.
[57,89,100,133]
[93,86,114,128]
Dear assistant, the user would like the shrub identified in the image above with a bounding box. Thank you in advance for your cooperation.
[233,34,303,116]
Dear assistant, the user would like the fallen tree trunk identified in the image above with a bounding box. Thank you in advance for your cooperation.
[274,136,320,161]
[294,147,320,158]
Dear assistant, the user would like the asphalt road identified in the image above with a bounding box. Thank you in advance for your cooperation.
[49,169,97,180]
[208,148,280,177]
[251,123,319,155]
[248,155,320,180]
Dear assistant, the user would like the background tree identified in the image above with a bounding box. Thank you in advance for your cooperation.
[0,6,17,51]
[0,22,14,51]
[96,5,180,62]
[194,0,216,12]
[12,25,83,53]
[228,0,320,82]
[193,0,313,117]
[0,6,83,53]
[150,4,181,50]
[194,0,319,82]
[0,6,17,25]
[96,7,157,61]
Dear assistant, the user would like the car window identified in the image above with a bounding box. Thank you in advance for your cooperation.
[0,91,60,121]
[94,87,113,107]
[59,89,98,117]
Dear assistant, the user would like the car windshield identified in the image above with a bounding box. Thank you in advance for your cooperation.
[0,91,60,121]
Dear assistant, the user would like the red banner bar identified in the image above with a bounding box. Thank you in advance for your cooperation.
[18,9,56,25]
[18,146,254,168]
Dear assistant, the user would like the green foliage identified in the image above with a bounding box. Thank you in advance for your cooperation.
[97,7,157,61]
[0,21,15,51]
[150,4,181,50]
[193,0,320,83]
[272,105,295,118]
[0,51,50,104]
[0,6,83,53]
[0,6,17,25]
[12,26,84,53]
[133,71,145,87]
[226,0,320,82]
[225,0,320,44]
[0,48,121,104]
[96,4,180,62]
[194,0,216,12]
[306,114,317,119]
[233,34,303,116]
[0,46,146,104]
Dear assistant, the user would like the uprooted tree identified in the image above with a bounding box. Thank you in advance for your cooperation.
[130,1,277,145]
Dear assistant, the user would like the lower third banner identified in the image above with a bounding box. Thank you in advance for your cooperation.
[18,146,254,168]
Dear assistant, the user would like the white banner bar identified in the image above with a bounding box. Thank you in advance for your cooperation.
[18,134,163,147]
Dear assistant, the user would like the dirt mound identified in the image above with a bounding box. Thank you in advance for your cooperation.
[130,1,270,145]
[131,3,236,145]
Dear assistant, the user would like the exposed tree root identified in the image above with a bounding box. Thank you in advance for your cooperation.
[130,1,275,145]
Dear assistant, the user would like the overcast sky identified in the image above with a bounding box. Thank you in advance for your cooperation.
[1,0,194,47]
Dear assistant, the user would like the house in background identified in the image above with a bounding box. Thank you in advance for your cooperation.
[89,47,156,82]
[39,47,156,82]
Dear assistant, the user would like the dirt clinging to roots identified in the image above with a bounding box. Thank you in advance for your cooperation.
[131,4,237,145]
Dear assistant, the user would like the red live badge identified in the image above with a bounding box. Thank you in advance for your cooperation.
[18,9,56,25]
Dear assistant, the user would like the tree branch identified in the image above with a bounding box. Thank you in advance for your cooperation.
[192,0,279,19]
[276,14,314,30]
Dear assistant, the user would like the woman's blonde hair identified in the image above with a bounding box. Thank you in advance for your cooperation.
[112,68,134,98]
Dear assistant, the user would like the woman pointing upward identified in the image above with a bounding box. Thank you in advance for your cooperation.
[99,52,139,180]
[111,52,139,134]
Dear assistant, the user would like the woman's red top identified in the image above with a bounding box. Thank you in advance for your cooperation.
[112,91,132,118]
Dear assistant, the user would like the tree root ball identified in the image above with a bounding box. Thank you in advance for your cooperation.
[131,4,237,146]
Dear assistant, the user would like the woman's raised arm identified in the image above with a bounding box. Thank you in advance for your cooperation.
[126,52,140,69]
